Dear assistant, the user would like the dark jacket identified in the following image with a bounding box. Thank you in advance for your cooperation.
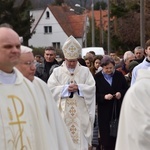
[134,56,145,64]
[35,59,59,82]
[94,70,128,148]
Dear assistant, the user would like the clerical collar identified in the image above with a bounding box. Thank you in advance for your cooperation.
[0,69,16,84]
[146,58,150,63]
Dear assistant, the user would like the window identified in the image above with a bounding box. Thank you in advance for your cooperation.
[53,42,60,49]
[46,11,50,18]
[44,26,52,34]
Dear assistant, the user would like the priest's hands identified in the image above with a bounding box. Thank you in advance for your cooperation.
[68,83,78,92]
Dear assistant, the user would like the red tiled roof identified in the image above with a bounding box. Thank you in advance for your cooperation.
[88,10,108,30]
[68,14,86,37]
[48,5,85,38]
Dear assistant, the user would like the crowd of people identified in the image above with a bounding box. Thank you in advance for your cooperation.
[1,22,150,150]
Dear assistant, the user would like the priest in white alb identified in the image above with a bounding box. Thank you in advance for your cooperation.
[47,35,96,150]
[115,69,150,150]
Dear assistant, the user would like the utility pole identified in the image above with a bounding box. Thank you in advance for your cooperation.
[84,15,87,47]
[140,0,145,47]
[107,0,110,54]
[100,3,104,47]
[91,0,95,47]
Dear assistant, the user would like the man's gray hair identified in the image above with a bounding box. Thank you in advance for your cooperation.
[123,51,135,61]
[21,45,33,53]
[134,46,144,52]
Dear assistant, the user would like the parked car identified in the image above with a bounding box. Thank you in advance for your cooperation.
[82,47,105,58]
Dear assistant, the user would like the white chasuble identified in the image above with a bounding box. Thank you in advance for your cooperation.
[0,69,54,150]
[48,62,96,150]
[116,69,150,150]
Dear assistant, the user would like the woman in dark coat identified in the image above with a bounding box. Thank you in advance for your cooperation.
[94,56,128,150]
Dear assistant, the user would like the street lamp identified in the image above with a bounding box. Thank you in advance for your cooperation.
[75,4,86,10]
[99,4,104,47]
[74,4,88,47]
[75,3,95,47]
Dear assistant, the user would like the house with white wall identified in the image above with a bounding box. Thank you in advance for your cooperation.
[29,4,88,49]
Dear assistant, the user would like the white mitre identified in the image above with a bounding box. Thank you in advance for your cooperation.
[62,35,82,59]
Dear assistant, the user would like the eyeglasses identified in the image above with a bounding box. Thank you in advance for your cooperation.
[22,61,36,66]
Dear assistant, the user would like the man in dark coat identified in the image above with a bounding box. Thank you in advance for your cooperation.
[35,46,59,82]
[134,46,145,63]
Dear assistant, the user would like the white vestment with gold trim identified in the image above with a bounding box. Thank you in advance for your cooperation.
[48,62,96,150]
[0,68,73,150]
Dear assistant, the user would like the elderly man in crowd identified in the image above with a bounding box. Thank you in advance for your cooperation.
[117,51,135,75]
[134,46,145,63]
[131,39,150,86]
[48,35,95,150]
